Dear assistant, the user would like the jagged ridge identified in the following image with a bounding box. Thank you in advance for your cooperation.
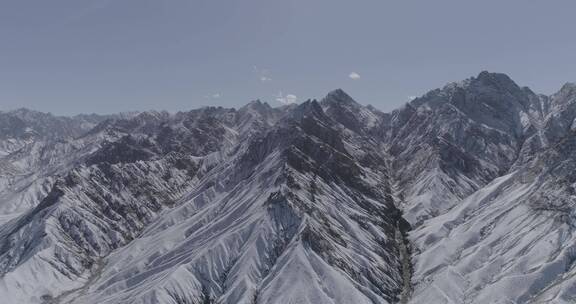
[1,71,576,303]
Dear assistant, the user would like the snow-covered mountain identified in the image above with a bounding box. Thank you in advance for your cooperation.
[405,76,576,304]
[1,72,575,303]
[0,109,113,221]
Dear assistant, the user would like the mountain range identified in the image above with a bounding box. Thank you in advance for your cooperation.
[1,71,576,303]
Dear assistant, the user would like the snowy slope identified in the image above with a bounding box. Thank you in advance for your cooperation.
[66,101,408,304]
[381,72,551,226]
[399,75,576,304]
[0,100,410,304]
[0,110,112,224]
[409,132,576,303]
[1,72,576,304]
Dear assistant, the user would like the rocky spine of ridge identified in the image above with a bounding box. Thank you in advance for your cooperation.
[2,71,576,303]
[0,98,411,304]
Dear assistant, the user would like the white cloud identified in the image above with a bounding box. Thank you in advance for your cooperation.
[254,66,272,82]
[408,95,417,101]
[349,72,361,80]
[276,92,298,105]
[205,93,222,99]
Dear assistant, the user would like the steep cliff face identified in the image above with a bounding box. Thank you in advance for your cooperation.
[1,72,576,304]
[379,72,552,226]
[389,74,576,304]
[0,110,112,221]
[0,99,409,304]
[408,131,576,304]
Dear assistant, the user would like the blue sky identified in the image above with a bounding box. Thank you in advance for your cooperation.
[1,0,575,115]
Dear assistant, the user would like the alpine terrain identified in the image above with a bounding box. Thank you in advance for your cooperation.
[1,71,575,304]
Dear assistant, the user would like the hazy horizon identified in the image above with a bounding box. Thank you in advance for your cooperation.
[1,0,575,115]
[1,70,575,116]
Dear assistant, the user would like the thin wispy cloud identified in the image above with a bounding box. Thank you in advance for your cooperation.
[349,72,361,80]
[276,92,298,105]
[254,66,273,83]
[204,93,222,99]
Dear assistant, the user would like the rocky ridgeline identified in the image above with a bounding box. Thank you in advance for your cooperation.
[0,72,575,303]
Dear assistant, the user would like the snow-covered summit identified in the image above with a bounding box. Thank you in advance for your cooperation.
[2,73,576,303]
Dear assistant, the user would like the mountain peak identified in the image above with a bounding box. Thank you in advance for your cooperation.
[241,99,273,112]
[322,88,358,107]
[7,72,576,304]
[558,82,576,95]
[549,82,576,110]
[286,99,327,122]
[474,71,521,91]
[9,108,57,120]
[296,98,323,113]
[326,88,348,97]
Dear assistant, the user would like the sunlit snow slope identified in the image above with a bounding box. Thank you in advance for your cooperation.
[0,98,409,304]
[1,72,576,304]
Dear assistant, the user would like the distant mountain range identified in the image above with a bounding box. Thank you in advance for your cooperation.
[1,71,575,303]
